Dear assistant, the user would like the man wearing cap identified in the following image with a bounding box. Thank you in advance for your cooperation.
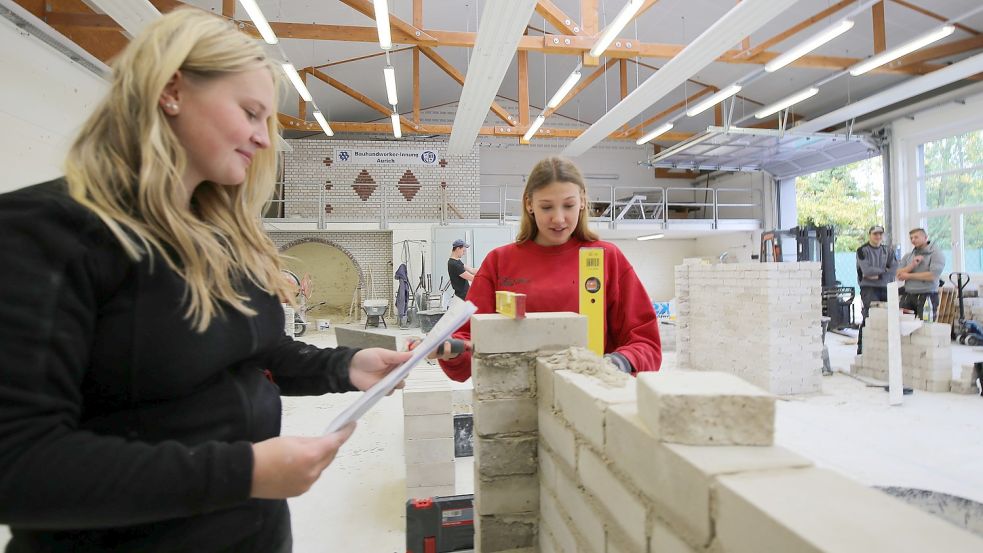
[448,239,476,304]
[856,225,898,321]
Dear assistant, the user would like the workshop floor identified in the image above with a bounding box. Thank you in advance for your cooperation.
[1,328,980,551]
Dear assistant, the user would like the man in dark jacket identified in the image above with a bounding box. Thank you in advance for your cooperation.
[897,227,947,319]
[856,225,897,320]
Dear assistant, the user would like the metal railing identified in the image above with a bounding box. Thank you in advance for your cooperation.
[263,182,763,229]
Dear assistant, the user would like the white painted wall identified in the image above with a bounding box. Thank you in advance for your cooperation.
[0,16,107,192]
[606,238,698,302]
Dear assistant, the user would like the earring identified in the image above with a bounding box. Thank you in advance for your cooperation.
[165,103,178,113]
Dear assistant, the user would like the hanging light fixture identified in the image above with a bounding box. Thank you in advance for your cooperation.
[590,0,644,58]
[849,25,955,76]
[685,84,741,117]
[312,110,334,137]
[547,65,583,108]
[281,64,312,102]
[754,87,820,119]
[384,65,398,106]
[391,111,401,138]
[373,0,393,50]
[765,19,855,73]
[635,122,674,145]
[522,114,546,142]
[238,0,278,45]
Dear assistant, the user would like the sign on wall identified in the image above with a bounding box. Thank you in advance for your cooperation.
[333,148,439,166]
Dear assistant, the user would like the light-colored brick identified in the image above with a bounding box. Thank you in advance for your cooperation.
[471,312,588,354]
[538,408,577,471]
[475,514,537,552]
[472,354,536,400]
[539,486,577,553]
[473,397,537,436]
[406,461,455,487]
[637,370,775,446]
[406,484,455,500]
[404,437,454,465]
[476,474,539,515]
[650,517,699,553]
[402,388,452,416]
[554,370,636,450]
[714,468,983,553]
[554,467,605,553]
[577,446,647,552]
[536,356,557,410]
[475,435,538,477]
[404,413,454,440]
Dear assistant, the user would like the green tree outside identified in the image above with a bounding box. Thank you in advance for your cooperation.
[796,157,884,252]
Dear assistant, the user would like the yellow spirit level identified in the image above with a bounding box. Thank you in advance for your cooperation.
[495,290,527,319]
[579,247,605,356]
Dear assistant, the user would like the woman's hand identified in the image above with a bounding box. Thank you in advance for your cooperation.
[406,338,472,360]
[250,423,356,499]
[348,348,412,391]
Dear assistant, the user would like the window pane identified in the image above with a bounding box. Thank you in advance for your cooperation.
[967,212,983,273]
[924,169,983,209]
[920,129,983,176]
[925,216,954,276]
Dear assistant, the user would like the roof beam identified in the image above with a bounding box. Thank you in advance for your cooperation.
[872,1,886,54]
[336,0,437,45]
[623,86,715,137]
[307,68,417,130]
[892,34,983,68]
[535,0,585,36]
[278,113,695,141]
[419,46,516,125]
[888,0,981,36]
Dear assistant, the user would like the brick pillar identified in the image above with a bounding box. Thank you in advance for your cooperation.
[470,313,587,553]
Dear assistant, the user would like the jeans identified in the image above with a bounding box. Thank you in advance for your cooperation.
[859,286,888,320]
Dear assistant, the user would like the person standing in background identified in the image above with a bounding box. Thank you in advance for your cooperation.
[447,238,476,304]
[856,225,897,320]
[897,228,946,319]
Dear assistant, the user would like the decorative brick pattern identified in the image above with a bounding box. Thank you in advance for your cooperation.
[282,138,479,222]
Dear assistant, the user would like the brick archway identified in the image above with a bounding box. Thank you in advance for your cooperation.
[277,237,367,290]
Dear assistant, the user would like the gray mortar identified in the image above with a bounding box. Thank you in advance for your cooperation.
[538,347,630,387]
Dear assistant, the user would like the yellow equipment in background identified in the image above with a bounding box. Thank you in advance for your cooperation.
[579,247,605,356]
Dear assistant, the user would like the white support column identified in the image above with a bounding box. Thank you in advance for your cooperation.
[886,282,903,406]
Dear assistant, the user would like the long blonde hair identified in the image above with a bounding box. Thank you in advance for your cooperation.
[516,157,598,244]
[64,8,291,332]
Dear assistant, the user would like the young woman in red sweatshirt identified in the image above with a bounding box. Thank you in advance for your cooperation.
[438,156,662,382]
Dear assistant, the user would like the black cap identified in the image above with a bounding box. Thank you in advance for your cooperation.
[452,239,469,249]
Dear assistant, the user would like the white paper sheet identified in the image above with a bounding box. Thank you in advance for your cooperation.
[324,300,477,434]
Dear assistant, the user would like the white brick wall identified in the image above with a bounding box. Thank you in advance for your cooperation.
[851,306,953,392]
[675,261,824,395]
[468,312,983,553]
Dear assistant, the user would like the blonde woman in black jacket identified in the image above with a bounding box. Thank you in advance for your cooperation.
[0,8,409,552]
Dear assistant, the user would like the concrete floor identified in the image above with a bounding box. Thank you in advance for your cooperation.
[1,328,980,551]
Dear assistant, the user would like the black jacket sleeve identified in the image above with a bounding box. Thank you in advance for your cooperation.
[264,335,360,395]
[0,185,253,530]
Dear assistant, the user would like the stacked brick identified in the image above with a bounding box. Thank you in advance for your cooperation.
[851,305,953,392]
[952,363,982,394]
[402,365,456,500]
[282,138,480,222]
[469,312,983,553]
[674,260,824,395]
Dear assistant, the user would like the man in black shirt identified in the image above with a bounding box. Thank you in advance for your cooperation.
[448,239,475,302]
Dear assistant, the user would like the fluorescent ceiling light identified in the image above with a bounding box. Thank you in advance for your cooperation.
[312,111,334,137]
[547,66,582,108]
[765,19,854,73]
[686,84,742,117]
[754,87,820,119]
[849,25,955,76]
[796,49,983,133]
[637,233,665,241]
[281,64,312,102]
[522,114,546,142]
[636,122,674,145]
[384,65,398,106]
[391,112,401,138]
[238,0,278,45]
[589,0,644,58]
[373,0,392,50]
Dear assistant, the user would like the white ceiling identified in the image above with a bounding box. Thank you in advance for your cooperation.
[181,0,983,139]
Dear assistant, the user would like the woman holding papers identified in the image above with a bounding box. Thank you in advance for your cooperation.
[437,157,661,382]
[0,9,408,552]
